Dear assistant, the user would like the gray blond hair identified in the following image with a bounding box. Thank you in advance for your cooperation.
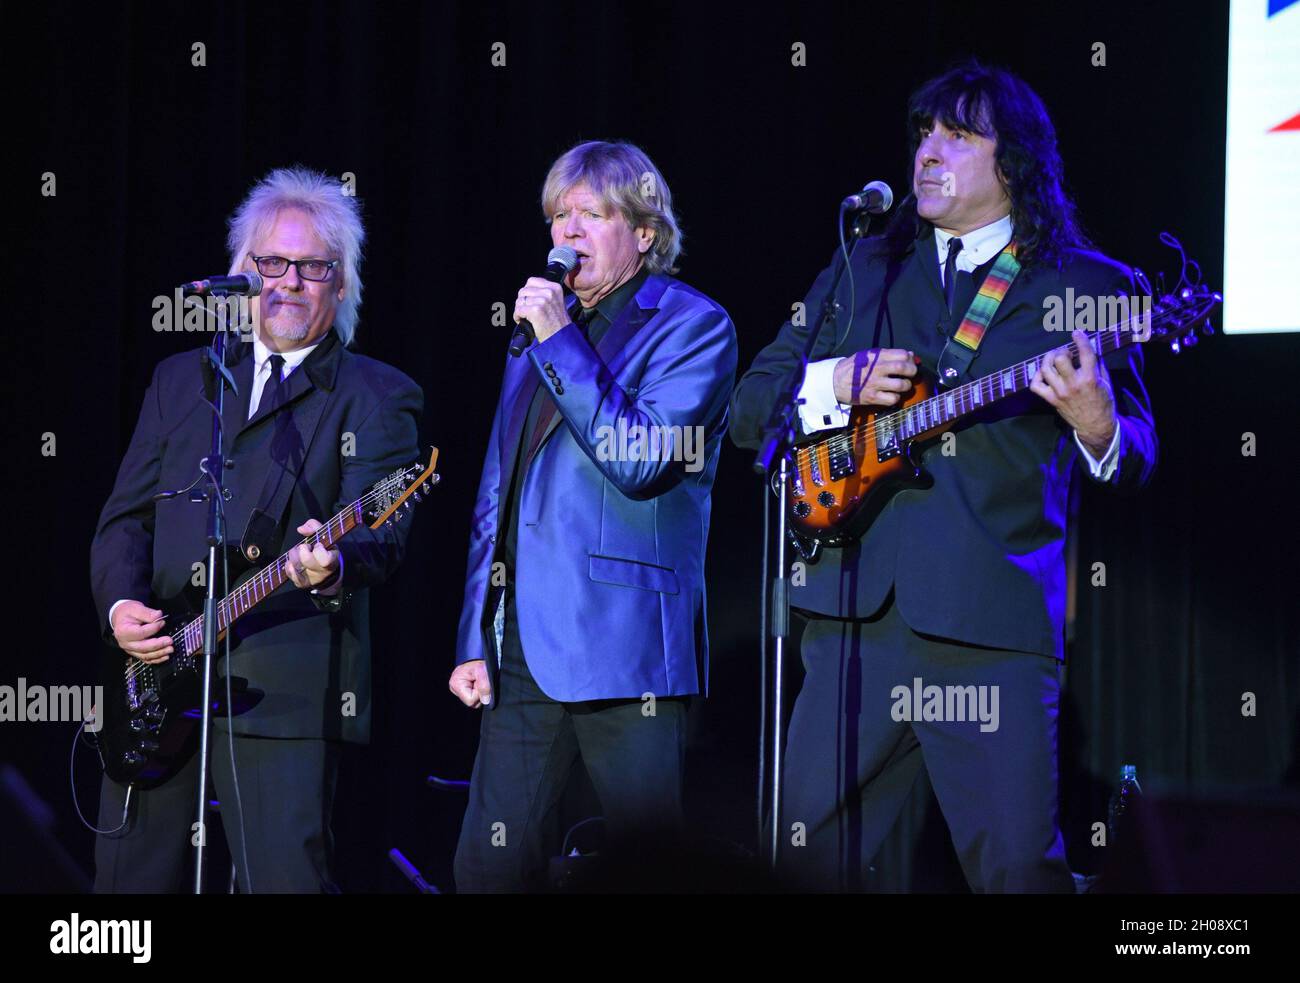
[541,141,682,274]
[226,166,365,345]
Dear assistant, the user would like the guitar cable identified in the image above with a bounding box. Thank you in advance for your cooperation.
[69,719,132,835]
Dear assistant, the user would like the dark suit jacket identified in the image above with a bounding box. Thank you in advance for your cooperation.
[730,228,1157,660]
[90,329,423,742]
[455,273,737,703]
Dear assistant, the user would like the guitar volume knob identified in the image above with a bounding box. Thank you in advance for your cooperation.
[792,500,812,518]
[817,491,836,508]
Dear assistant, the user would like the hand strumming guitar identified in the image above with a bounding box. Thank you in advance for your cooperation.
[832,348,920,407]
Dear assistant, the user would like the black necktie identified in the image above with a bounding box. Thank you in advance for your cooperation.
[943,237,964,314]
[574,303,598,337]
[259,353,285,416]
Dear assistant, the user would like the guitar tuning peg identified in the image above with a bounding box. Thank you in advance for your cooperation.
[412,491,423,502]
[1200,321,1215,337]
[1181,331,1198,348]
[1169,338,1182,354]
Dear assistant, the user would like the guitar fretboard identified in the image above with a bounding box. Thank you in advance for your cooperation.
[888,318,1141,443]
[173,472,412,658]
[807,303,1163,475]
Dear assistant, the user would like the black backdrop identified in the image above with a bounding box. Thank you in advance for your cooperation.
[5,0,1297,892]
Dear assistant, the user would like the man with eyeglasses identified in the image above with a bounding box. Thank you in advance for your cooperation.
[90,166,422,893]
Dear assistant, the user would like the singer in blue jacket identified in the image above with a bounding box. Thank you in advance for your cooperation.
[449,141,737,892]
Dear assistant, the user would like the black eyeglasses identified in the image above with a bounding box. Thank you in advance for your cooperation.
[249,254,339,281]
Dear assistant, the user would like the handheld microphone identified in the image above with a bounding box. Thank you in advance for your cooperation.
[179,271,264,296]
[509,246,580,357]
[842,180,894,215]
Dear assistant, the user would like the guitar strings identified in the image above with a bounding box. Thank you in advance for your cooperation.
[124,475,403,682]
[793,298,1209,474]
[122,467,425,684]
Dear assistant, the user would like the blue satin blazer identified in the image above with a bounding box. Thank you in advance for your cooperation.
[455,272,737,704]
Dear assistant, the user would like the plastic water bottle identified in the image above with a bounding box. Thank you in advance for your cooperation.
[1107,764,1142,844]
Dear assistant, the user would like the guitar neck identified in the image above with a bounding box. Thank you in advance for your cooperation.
[178,499,364,657]
[887,316,1145,444]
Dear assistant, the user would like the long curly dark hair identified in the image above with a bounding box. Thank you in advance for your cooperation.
[879,60,1090,271]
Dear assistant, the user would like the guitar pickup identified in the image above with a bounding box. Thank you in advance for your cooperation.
[827,437,856,480]
[875,426,902,462]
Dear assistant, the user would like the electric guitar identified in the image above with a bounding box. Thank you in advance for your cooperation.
[94,448,441,789]
[784,248,1220,552]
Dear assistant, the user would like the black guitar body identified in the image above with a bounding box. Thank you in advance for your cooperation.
[94,548,264,789]
[90,447,442,790]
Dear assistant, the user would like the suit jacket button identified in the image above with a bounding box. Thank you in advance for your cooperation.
[489,534,497,544]
[543,361,553,370]
[554,385,565,395]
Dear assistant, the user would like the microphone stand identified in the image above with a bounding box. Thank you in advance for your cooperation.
[191,292,239,893]
[751,211,872,874]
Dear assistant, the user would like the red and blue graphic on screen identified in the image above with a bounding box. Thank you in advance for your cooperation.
[1270,0,1300,130]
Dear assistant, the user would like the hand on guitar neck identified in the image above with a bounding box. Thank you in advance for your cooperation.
[1029,328,1118,457]
[832,348,921,407]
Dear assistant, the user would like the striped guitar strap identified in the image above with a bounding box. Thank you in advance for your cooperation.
[936,240,1022,387]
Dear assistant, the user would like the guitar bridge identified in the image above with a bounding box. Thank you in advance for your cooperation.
[125,663,156,711]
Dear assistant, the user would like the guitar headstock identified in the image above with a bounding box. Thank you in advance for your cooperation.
[1132,232,1222,353]
[365,447,441,529]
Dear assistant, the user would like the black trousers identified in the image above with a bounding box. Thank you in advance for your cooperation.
[94,731,340,894]
[453,595,688,893]
[779,593,1074,893]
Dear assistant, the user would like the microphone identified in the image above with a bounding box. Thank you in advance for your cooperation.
[508,246,580,357]
[842,180,894,215]
[179,271,264,296]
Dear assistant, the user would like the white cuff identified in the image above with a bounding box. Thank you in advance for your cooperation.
[108,598,131,629]
[797,357,850,434]
[1074,423,1122,482]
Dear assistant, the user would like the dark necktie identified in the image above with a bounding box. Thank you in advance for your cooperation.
[943,237,964,314]
[258,353,285,417]
[523,305,598,463]
[573,303,599,336]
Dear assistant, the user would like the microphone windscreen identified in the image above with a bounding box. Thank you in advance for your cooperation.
[547,246,580,273]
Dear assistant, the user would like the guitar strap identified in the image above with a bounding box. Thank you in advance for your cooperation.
[239,389,330,565]
[936,240,1022,388]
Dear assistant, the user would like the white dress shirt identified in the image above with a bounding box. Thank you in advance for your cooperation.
[796,214,1121,481]
[248,335,319,418]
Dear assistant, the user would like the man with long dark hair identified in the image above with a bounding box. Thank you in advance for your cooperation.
[730,61,1156,892]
